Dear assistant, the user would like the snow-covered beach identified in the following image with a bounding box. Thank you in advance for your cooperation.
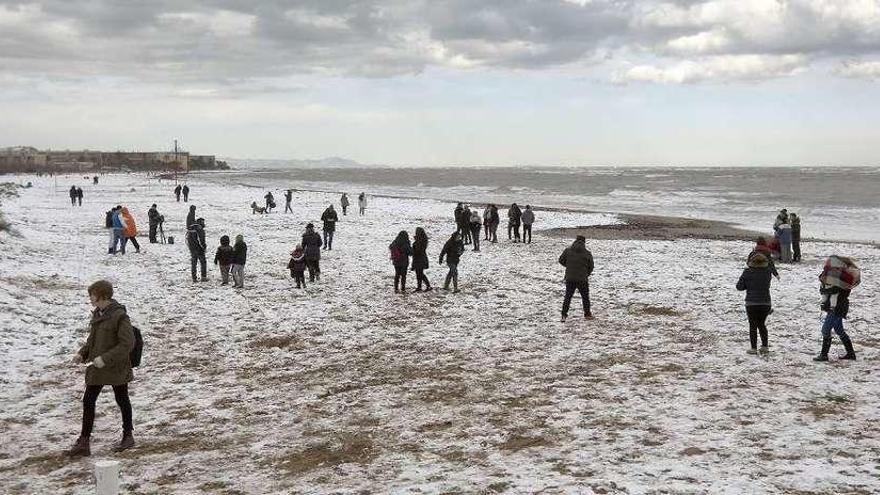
[1,172,879,494]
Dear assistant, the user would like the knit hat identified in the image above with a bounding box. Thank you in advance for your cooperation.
[576,235,586,242]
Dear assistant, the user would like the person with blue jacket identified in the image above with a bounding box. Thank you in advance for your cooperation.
[111,206,127,254]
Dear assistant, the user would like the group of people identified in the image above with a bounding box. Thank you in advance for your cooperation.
[104,206,140,254]
[256,190,367,217]
[173,184,190,202]
[768,208,802,263]
[387,228,466,293]
[69,186,84,206]
[453,203,536,251]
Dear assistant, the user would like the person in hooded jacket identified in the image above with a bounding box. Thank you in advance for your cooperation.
[736,251,773,354]
[76,187,83,206]
[468,209,482,252]
[439,231,465,293]
[288,244,307,288]
[65,280,136,457]
[411,227,432,292]
[120,207,140,253]
[147,204,162,243]
[214,235,235,285]
[558,235,594,321]
[814,263,857,362]
[389,230,413,293]
[341,193,350,215]
[111,206,127,254]
[508,203,522,242]
[231,234,247,288]
[521,205,535,243]
[182,184,190,202]
[174,184,182,202]
[186,218,207,282]
[70,186,77,206]
[302,223,322,282]
[186,205,196,231]
[321,204,339,250]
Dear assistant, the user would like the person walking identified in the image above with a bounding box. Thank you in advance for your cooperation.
[182,184,190,202]
[508,203,522,242]
[147,204,162,243]
[288,245,307,289]
[736,251,773,354]
[302,223,322,282]
[65,280,136,457]
[341,193,350,215]
[778,221,793,263]
[284,189,293,214]
[814,256,860,362]
[174,184,182,202]
[521,205,535,244]
[790,213,802,262]
[264,191,275,212]
[214,235,235,285]
[412,227,432,292]
[231,234,247,288]
[558,235,594,321]
[186,218,207,282]
[111,206,127,254]
[186,205,196,232]
[120,207,140,253]
[439,231,465,293]
[489,204,500,243]
[468,209,482,252]
[69,186,77,206]
[358,192,367,215]
[321,204,338,250]
[459,205,472,245]
[76,187,84,206]
[388,231,413,293]
[483,205,492,240]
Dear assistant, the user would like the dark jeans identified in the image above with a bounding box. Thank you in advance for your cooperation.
[306,259,320,281]
[342,205,348,215]
[220,264,231,284]
[793,237,801,261]
[562,280,590,317]
[508,223,520,241]
[394,265,408,291]
[285,201,292,213]
[127,236,140,252]
[458,224,471,244]
[444,263,459,290]
[523,224,532,243]
[190,251,207,281]
[470,225,481,251]
[414,268,431,289]
[183,193,189,201]
[291,270,306,288]
[821,313,852,342]
[81,384,132,437]
[489,222,498,242]
[149,223,158,243]
[746,305,771,349]
[323,230,334,250]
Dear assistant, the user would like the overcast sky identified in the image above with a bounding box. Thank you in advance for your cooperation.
[2,0,880,166]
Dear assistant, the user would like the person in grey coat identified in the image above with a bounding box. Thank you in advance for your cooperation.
[558,235,594,321]
[777,222,793,263]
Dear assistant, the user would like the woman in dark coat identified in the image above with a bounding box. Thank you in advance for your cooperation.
[389,230,413,293]
[411,227,432,292]
[66,280,136,457]
[736,253,773,354]
[302,223,323,282]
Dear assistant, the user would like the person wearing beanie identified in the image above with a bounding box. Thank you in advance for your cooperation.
[302,223,322,282]
[214,235,235,285]
[558,235,594,321]
[736,251,773,354]
[288,244,307,288]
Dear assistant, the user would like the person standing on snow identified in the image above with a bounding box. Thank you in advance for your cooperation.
[288,245,307,289]
[389,230,413,293]
[69,186,77,206]
[321,204,338,250]
[439,231,465,293]
[182,184,190,202]
[736,251,773,354]
[412,227,432,292]
[65,280,136,457]
[147,204,162,243]
[468,209,482,252]
[120,207,140,253]
[76,187,84,206]
[111,206,127,254]
[186,218,208,282]
[186,205,196,231]
[340,193,350,215]
[284,189,293,214]
[558,235,594,321]
[174,184,182,202]
[231,234,247,288]
[358,192,367,215]
[214,235,235,285]
[790,213,802,262]
[302,223,322,282]
[814,257,859,362]
[508,203,522,242]
[521,205,535,244]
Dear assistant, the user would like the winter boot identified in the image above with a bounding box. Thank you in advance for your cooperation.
[813,337,832,362]
[112,431,135,452]
[839,334,857,360]
[64,436,91,457]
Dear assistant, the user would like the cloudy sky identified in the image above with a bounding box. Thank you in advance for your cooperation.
[2,0,880,166]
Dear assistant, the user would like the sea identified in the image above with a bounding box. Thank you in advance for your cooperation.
[204,165,880,243]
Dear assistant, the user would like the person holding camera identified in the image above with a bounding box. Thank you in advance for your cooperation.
[147,204,162,243]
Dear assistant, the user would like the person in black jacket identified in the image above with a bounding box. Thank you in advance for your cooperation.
[321,205,338,250]
[508,203,522,242]
[182,184,190,202]
[411,227,432,292]
[288,245,307,288]
[284,189,293,214]
[736,253,773,354]
[439,231,465,293]
[76,187,83,206]
[264,191,275,212]
[389,230,413,293]
[186,205,196,231]
[815,284,856,362]
[214,235,235,285]
[186,218,207,282]
[558,235,594,321]
[174,184,182,202]
[231,234,247,288]
[147,204,162,243]
[488,204,500,243]
[302,223,322,281]
[790,213,802,262]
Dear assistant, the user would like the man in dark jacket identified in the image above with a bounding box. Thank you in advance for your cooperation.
[302,223,323,281]
[508,203,522,242]
[69,185,77,206]
[76,187,83,206]
[147,204,162,243]
[182,184,190,202]
[174,184,182,202]
[186,218,207,282]
[65,280,136,457]
[439,232,465,293]
[186,205,196,231]
[321,205,338,250]
[558,235,594,321]
[790,213,801,262]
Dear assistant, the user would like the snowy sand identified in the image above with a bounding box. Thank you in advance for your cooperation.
[1,173,879,494]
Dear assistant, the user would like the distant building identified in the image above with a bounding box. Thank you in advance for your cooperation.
[0,147,195,172]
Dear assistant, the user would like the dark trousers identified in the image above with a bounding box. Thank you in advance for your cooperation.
[444,263,459,290]
[746,305,771,349]
[175,193,180,202]
[523,224,532,243]
[127,237,140,252]
[285,201,292,213]
[306,259,320,281]
[490,222,498,242]
[149,223,158,243]
[394,265,408,291]
[291,270,306,288]
[458,224,471,244]
[562,280,590,317]
[484,223,490,239]
[470,225,481,251]
[342,205,348,215]
[792,237,801,261]
[81,384,133,437]
[508,223,521,241]
[190,251,207,281]
[323,230,334,250]
[183,193,189,201]
[415,268,431,289]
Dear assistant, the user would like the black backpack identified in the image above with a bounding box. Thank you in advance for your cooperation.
[130,326,143,368]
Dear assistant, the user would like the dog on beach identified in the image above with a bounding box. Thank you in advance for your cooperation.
[251,201,268,214]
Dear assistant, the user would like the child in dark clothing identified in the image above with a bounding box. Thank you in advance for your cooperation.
[288,245,307,289]
[214,235,235,285]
